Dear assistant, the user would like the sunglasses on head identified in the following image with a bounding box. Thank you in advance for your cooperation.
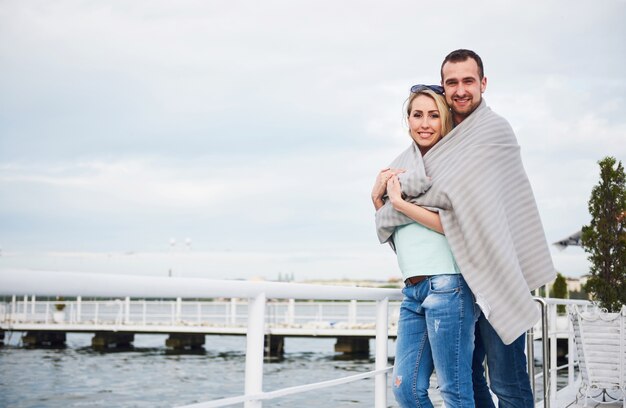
[410,84,444,95]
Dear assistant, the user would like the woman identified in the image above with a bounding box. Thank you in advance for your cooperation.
[371,85,478,408]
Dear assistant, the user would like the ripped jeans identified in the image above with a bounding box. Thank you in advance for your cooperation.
[392,274,478,408]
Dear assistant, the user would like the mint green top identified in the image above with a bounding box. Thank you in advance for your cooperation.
[393,222,460,280]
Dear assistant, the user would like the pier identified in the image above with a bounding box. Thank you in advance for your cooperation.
[0,294,572,359]
[0,296,401,354]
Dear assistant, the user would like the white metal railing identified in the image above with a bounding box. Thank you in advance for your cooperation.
[0,269,404,407]
[1,297,401,330]
[529,297,592,408]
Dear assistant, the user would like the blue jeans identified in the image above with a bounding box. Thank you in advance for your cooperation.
[392,274,478,408]
[472,312,534,408]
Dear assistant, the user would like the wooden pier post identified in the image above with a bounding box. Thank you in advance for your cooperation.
[334,336,369,356]
[22,331,67,347]
[91,332,134,350]
[165,333,205,350]
[264,334,284,358]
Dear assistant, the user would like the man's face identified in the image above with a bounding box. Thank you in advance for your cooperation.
[441,58,487,123]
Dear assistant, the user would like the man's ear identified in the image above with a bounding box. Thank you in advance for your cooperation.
[481,76,487,93]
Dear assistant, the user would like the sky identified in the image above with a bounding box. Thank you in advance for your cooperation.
[1,0,625,281]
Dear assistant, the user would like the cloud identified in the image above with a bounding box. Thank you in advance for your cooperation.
[0,0,625,278]
[0,159,227,214]
[0,147,390,251]
[487,77,626,241]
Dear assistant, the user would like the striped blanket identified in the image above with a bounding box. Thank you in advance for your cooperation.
[375,99,555,344]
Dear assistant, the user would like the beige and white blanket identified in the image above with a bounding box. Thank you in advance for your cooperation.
[375,99,555,344]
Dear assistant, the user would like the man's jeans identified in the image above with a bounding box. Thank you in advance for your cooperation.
[472,313,534,408]
[392,274,478,408]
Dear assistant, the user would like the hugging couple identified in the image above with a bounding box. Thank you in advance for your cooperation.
[372,49,555,408]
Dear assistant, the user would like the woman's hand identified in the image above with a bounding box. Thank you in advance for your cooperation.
[386,175,405,209]
[372,168,404,210]
[386,174,444,234]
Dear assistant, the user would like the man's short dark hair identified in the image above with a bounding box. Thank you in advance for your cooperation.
[440,49,484,80]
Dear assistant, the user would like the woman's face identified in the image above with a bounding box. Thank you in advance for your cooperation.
[408,94,442,153]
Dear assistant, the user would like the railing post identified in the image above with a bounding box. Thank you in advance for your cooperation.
[375,297,389,408]
[230,298,238,325]
[549,302,557,407]
[11,295,16,323]
[567,312,575,385]
[31,295,36,317]
[142,300,146,325]
[526,326,535,401]
[125,297,131,324]
[348,300,357,326]
[287,299,295,325]
[176,297,182,323]
[535,298,549,408]
[77,296,82,323]
[171,301,175,325]
[244,292,266,408]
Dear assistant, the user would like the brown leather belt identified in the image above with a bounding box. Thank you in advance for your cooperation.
[404,275,430,287]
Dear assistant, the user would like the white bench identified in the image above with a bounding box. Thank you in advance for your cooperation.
[568,304,625,407]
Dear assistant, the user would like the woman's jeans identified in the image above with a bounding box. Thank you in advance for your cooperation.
[392,274,478,408]
[472,312,534,408]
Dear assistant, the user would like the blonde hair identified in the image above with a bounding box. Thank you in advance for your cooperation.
[405,89,452,137]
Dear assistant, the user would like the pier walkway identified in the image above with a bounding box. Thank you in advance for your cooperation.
[1,296,401,352]
[0,294,570,354]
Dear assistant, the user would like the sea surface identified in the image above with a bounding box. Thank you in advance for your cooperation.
[0,332,560,408]
[0,332,431,408]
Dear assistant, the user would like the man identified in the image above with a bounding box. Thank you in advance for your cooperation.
[440,49,537,408]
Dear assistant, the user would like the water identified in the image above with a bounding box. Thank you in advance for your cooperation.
[0,332,421,408]
[0,333,562,407]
